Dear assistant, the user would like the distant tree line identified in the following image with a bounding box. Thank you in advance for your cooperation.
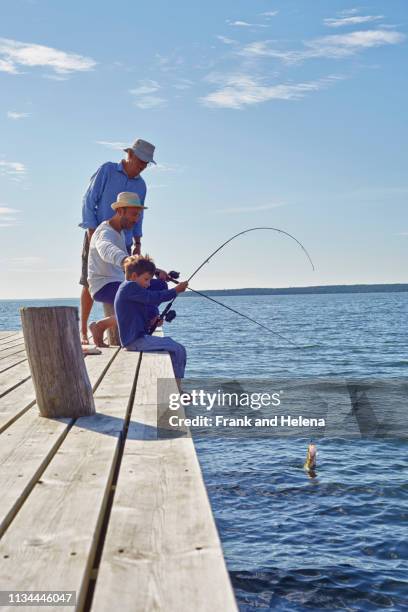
[180,284,408,297]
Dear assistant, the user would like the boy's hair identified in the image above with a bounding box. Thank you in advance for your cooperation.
[124,255,156,279]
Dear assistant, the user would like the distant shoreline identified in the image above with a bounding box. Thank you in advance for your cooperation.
[180,283,408,297]
[1,283,407,301]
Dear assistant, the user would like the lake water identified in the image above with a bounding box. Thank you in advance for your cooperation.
[1,293,407,610]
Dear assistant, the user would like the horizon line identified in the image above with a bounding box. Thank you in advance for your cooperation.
[1,282,407,301]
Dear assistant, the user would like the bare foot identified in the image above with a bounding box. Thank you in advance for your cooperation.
[81,333,90,345]
[82,346,102,355]
[89,322,109,348]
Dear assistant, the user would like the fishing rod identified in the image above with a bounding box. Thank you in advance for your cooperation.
[150,226,315,336]
[187,226,315,283]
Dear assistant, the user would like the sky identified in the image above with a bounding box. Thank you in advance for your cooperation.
[0,0,407,298]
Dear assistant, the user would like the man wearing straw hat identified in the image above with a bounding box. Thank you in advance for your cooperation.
[79,138,155,344]
[87,191,147,347]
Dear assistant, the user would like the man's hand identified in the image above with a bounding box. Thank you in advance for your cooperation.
[121,256,132,268]
[175,281,188,293]
[132,243,141,256]
[150,316,163,328]
[87,228,95,241]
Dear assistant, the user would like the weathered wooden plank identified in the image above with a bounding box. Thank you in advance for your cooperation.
[0,349,117,434]
[0,349,140,612]
[0,378,36,434]
[91,351,237,612]
[0,353,27,374]
[0,343,26,359]
[0,348,120,538]
[0,331,22,343]
[0,336,24,355]
[0,362,31,399]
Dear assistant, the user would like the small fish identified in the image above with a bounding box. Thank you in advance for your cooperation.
[304,442,317,471]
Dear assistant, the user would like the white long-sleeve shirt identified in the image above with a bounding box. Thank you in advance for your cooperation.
[87,221,127,297]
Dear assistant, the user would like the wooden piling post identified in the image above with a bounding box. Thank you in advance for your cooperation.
[20,306,96,418]
[103,303,121,346]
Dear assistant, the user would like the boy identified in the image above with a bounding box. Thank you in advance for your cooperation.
[114,256,188,384]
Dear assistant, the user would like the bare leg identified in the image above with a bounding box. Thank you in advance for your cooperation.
[89,316,116,348]
[80,286,94,344]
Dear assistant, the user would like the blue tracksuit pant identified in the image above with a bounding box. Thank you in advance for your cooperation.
[125,334,187,378]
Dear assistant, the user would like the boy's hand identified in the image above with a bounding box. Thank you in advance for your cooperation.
[150,316,163,328]
[175,281,188,293]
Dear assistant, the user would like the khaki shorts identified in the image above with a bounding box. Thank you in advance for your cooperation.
[79,232,90,287]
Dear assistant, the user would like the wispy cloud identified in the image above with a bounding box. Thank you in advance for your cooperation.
[155,53,184,73]
[324,15,384,28]
[96,140,127,151]
[129,80,166,109]
[9,256,44,266]
[217,35,238,46]
[0,38,96,75]
[0,160,27,181]
[260,11,279,18]
[133,96,166,109]
[130,79,161,96]
[0,58,17,73]
[226,19,267,29]
[7,111,30,120]
[340,9,360,16]
[173,77,194,90]
[216,202,285,213]
[0,206,20,214]
[0,205,21,227]
[306,30,405,59]
[42,73,69,81]
[201,74,340,109]
[153,162,184,173]
[227,20,252,28]
[239,41,298,62]
[240,29,405,63]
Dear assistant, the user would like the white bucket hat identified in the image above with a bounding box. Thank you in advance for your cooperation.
[111,192,148,211]
[124,138,156,164]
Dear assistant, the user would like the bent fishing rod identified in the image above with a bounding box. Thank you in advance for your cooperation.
[187,226,315,283]
[150,227,315,342]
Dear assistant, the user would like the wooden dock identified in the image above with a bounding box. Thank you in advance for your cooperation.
[0,330,237,611]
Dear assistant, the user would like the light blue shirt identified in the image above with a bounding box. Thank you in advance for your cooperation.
[79,161,147,246]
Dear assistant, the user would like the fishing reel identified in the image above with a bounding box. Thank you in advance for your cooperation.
[154,269,180,281]
[163,309,176,323]
[164,272,179,322]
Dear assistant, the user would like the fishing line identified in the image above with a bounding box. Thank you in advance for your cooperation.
[183,285,298,346]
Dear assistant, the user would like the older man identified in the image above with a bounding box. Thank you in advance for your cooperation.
[79,138,156,344]
[87,191,147,347]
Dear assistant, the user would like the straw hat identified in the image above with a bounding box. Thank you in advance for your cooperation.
[111,192,148,211]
